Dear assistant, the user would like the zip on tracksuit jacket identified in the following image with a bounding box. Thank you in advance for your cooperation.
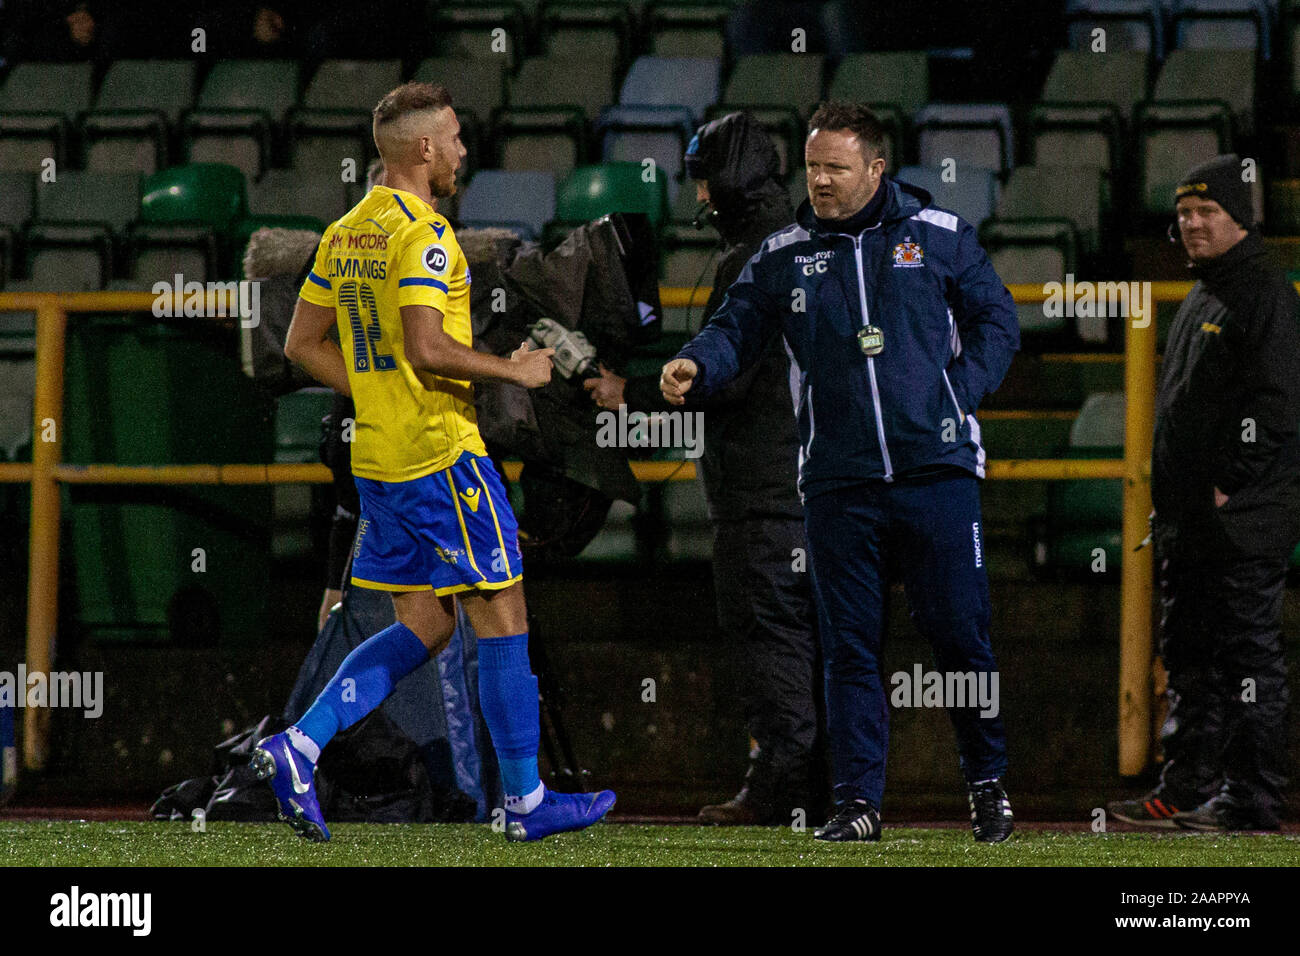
[675,175,1020,503]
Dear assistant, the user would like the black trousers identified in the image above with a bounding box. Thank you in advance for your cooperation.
[712,515,819,815]
[1156,543,1291,825]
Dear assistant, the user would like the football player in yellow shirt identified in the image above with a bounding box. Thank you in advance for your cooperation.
[252,82,615,842]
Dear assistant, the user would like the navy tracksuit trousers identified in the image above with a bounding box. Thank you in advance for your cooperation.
[804,473,1008,809]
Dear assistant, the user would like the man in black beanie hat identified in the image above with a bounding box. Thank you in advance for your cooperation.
[1108,154,1300,831]
[583,113,823,825]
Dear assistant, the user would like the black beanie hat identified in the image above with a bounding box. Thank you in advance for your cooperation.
[1175,154,1253,228]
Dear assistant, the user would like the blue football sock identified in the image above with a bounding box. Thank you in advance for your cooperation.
[294,621,429,752]
[478,632,541,802]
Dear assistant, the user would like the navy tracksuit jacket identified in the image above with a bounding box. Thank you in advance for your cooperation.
[677,176,1020,807]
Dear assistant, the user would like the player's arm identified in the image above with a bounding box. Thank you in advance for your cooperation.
[400,304,553,387]
[285,297,352,396]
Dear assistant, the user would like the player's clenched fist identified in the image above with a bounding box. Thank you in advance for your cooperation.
[660,358,698,405]
[510,340,556,388]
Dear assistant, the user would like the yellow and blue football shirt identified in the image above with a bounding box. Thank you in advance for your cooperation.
[298,185,487,483]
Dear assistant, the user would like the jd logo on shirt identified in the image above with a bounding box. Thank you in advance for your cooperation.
[423,244,449,275]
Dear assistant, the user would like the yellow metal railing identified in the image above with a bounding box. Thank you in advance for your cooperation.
[1,284,1162,776]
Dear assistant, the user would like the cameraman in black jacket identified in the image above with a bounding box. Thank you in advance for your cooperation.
[1110,154,1300,831]
[584,113,820,824]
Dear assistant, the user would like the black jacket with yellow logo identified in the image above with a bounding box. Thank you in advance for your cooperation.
[1153,229,1300,557]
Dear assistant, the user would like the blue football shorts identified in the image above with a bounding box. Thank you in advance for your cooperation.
[350,453,524,596]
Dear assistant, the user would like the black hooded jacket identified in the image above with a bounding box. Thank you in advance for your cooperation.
[624,112,802,520]
[1152,228,1300,557]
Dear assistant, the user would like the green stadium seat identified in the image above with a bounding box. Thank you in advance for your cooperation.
[0,61,95,118]
[721,53,824,119]
[247,169,351,227]
[80,61,198,173]
[1025,104,1124,177]
[1037,392,1125,576]
[980,220,1080,344]
[24,172,143,291]
[1153,49,1256,136]
[556,162,670,229]
[645,1,731,58]
[1038,50,1150,122]
[131,164,247,284]
[183,60,300,179]
[0,62,94,171]
[0,172,35,288]
[542,2,633,66]
[829,51,929,119]
[275,389,335,463]
[290,60,402,170]
[432,3,529,67]
[494,56,617,175]
[139,164,248,231]
[508,55,617,120]
[992,165,1107,257]
[1135,101,1235,220]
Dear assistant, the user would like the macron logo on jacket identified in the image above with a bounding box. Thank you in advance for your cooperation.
[676,177,1018,502]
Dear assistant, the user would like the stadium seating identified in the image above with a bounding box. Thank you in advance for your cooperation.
[1065,0,1166,57]
[0,171,35,287]
[289,60,403,170]
[1170,0,1272,57]
[494,56,618,175]
[131,164,247,283]
[80,60,197,174]
[541,1,635,69]
[1134,101,1235,218]
[25,171,142,291]
[1152,48,1256,134]
[247,169,351,227]
[619,56,722,122]
[915,103,1015,177]
[0,61,94,171]
[431,2,529,67]
[1038,391,1125,575]
[644,1,731,58]
[895,164,1000,228]
[555,162,670,229]
[457,170,556,238]
[183,60,300,178]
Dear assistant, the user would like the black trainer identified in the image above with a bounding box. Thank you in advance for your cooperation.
[1173,796,1279,833]
[814,800,881,842]
[968,778,1014,843]
[1107,792,1183,829]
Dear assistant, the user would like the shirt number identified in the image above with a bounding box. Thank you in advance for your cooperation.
[339,281,395,372]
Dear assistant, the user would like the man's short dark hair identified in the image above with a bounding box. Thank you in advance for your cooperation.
[373,82,453,127]
[808,101,887,164]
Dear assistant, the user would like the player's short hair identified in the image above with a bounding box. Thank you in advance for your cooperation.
[808,101,888,165]
[372,82,453,128]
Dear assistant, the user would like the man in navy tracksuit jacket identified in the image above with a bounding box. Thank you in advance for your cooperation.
[662,102,1020,842]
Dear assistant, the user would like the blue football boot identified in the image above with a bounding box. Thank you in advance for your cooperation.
[505,788,616,842]
[250,732,331,842]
